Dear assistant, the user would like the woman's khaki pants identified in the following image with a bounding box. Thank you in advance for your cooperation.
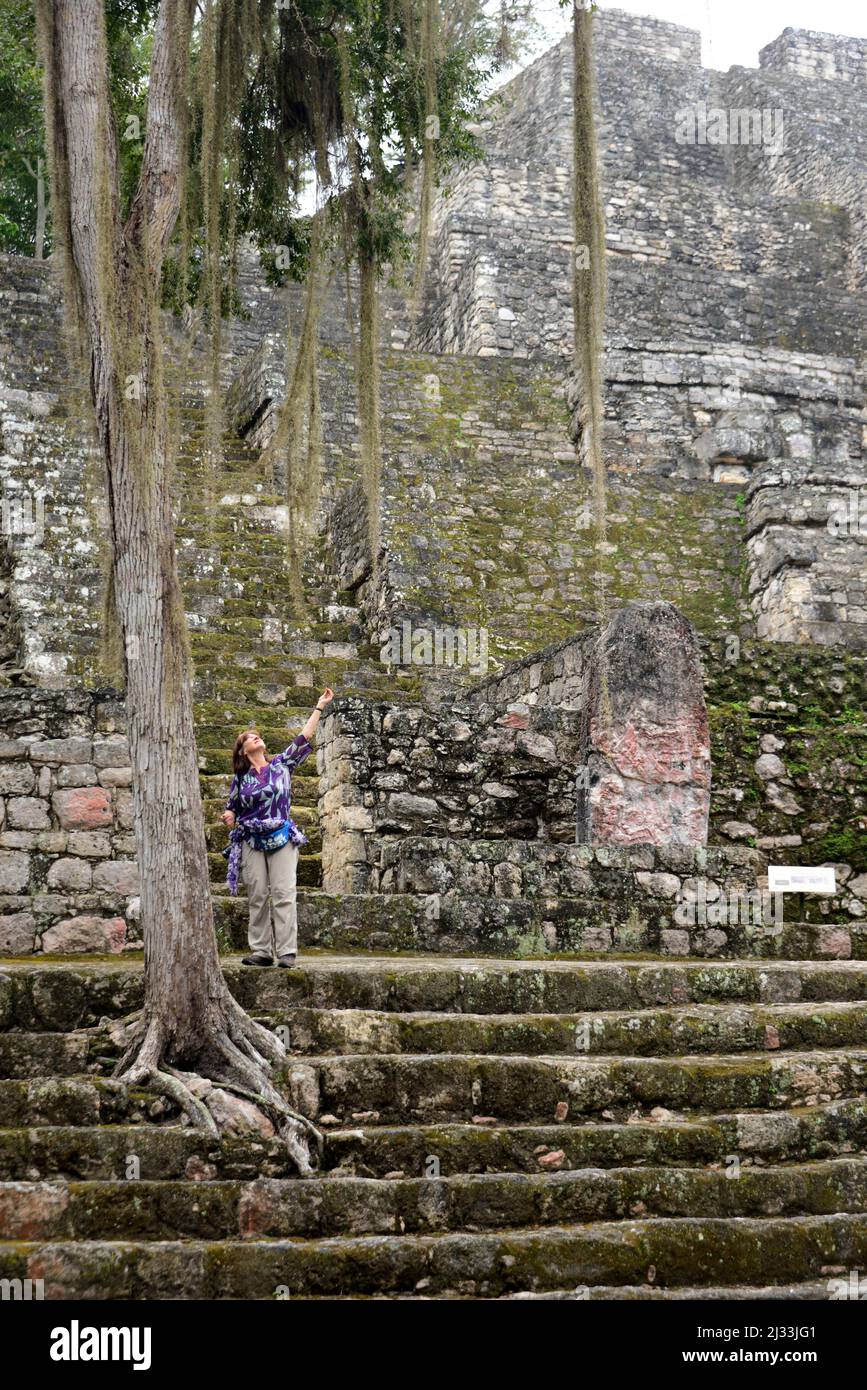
[241,839,300,958]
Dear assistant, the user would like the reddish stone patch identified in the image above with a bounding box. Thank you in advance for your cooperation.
[52,787,113,831]
[499,712,529,730]
[537,1149,566,1170]
[238,1179,281,1238]
[0,1182,68,1239]
[41,914,126,954]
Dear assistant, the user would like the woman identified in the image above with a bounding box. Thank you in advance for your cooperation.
[220,688,334,967]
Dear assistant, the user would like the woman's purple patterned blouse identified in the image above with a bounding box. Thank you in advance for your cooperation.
[222,734,313,894]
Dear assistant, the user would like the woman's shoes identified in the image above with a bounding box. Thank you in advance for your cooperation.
[239,953,297,968]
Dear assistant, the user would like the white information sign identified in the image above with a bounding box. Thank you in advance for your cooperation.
[768,865,837,894]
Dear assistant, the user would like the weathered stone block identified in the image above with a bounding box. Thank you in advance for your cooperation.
[67,831,112,857]
[52,788,113,831]
[98,767,133,788]
[92,737,130,768]
[385,793,440,826]
[41,914,126,954]
[36,832,68,853]
[636,871,681,899]
[0,850,30,893]
[0,739,30,759]
[576,602,710,847]
[56,765,98,788]
[92,859,140,894]
[0,765,35,795]
[0,832,36,850]
[336,806,373,833]
[0,912,36,953]
[46,857,94,891]
[29,738,93,765]
[7,797,51,830]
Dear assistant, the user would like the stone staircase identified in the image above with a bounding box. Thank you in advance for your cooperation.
[2,952,867,1298]
[164,377,422,921]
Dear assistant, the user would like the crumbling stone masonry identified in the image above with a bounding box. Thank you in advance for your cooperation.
[576,603,711,847]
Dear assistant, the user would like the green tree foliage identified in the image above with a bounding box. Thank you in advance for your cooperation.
[0,0,44,253]
[0,0,154,254]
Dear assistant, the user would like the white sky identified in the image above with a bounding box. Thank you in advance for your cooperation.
[502,0,867,78]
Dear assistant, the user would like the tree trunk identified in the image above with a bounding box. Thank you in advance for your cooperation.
[39,0,318,1171]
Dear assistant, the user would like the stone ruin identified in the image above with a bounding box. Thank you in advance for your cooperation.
[0,8,863,961]
[1,6,867,1307]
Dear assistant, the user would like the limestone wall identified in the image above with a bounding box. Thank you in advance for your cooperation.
[759,28,867,84]
[415,16,866,360]
[316,695,581,893]
[378,837,867,959]
[0,688,139,955]
[745,462,867,649]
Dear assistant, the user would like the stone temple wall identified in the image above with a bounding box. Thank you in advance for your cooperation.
[316,693,581,894]
[0,11,864,953]
[407,8,866,653]
[759,27,867,85]
[746,462,867,648]
[414,13,866,359]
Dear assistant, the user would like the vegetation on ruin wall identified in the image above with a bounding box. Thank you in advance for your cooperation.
[707,644,866,871]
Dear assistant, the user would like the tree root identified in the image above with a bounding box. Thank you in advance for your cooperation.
[104,1008,322,1177]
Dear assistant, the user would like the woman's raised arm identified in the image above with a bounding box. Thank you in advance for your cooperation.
[300,687,334,743]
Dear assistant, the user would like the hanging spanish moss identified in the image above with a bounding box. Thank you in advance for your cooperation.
[35,0,130,687]
[410,0,440,317]
[571,0,611,732]
[358,246,383,560]
[259,211,330,615]
[336,19,384,571]
[197,0,263,544]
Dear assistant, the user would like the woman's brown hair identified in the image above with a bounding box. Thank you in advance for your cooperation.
[231,729,273,778]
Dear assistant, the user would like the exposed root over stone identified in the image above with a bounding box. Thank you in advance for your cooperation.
[102,1003,322,1177]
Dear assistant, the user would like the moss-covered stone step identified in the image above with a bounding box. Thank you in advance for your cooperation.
[4,1213,867,1298]
[408,895,867,960]
[0,1077,179,1128]
[0,1032,115,1079]
[501,1282,835,1300]
[7,956,867,1034]
[7,1098,866,1183]
[194,673,409,704]
[323,1098,867,1176]
[226,955,867,1013]
[212,893,427,954]
[3,1159,867,1242]
[7,1047,865,1118]
[285,1050,867,1125]
[0,1124,297,1182]
[264,999,867,1058]
[186,615,357,642]
[194,685,348,714]
[13,992,866,1077]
